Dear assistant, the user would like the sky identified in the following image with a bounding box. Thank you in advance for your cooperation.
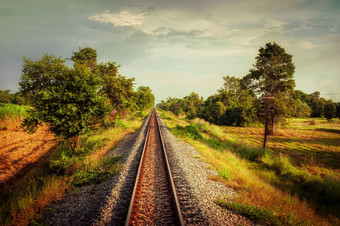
[1,0,339,103]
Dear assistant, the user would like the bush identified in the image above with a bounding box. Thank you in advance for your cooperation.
[0,103,28,120]
[73,156,122,187]
[171,124,203,140]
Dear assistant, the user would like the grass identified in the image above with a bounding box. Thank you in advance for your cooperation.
[158,109,339,225]
[0,103,28,129]
[0,111,147,225]
[216,200,307,226]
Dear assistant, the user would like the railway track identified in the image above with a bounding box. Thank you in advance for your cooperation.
[125,109,184,226]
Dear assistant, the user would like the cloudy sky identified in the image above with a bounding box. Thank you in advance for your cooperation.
[1,0,339,103]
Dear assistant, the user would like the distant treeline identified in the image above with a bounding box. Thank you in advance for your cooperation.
[157,89,340,126]
[158,42,340,128]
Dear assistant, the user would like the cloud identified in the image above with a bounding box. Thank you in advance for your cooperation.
[299,41,317,49]
[88,10,144,27]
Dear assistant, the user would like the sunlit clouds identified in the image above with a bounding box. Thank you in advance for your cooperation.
[0,0,339,102]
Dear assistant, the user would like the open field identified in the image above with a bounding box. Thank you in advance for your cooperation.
[223,118,340,179]
[158,109,340,225]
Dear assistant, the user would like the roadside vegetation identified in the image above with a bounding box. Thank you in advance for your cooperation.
[157,42,339,225]
[0,103,28,129]
[158,108,340,225]
[0,47,154,225]
[0,112,147,225]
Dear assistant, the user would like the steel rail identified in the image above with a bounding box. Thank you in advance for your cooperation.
[155,109,185,226]
[125,109,184,226]
[125,111,152,226]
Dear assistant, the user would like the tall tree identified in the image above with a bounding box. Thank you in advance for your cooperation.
[243,42,296,134]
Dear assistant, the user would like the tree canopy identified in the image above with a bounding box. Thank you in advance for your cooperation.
[20,54,111,151]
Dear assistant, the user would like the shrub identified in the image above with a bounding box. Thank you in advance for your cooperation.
[171,124,203,140]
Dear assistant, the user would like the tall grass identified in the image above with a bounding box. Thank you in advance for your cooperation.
[0,103,29,129]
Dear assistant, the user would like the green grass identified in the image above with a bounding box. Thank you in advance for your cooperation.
[216,200,308,226]
[0,103,28,120]
[72,155,122,187]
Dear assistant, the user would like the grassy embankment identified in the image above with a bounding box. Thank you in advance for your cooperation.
[0,105,149,225]
[157,108,340,226]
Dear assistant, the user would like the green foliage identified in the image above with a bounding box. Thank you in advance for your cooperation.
[171,124,203,140]
[324,100,336,120]
[98,62,136,114]
[0,103,28,120]
[259,153,340,215]
[134,86,155,111]
[243,42,296,134]
[308,91,325,117]
[19,54,111,151]
[0,89,12,103]
[218,168,232,180]
[72,156,122,187]
[114,118,127,128]
[216,200,308,226]
[71,47,97,70]
[157,92,204,119]
[202,95,225,124]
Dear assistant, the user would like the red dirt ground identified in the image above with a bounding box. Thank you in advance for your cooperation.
[0,123,57,189]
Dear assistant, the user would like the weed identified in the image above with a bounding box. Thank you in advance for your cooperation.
[218,168,232,180]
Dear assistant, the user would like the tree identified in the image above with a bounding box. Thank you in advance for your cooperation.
[337,103,340,119]
[98,62,135,115]
[309,91,325,117]
[324,100,336,120]
[244,42,296,134]
[134,86,155,111]
[202,95,225,124]
[71,47,97,71]
[183,92,203,119]
[218,76,257,126]
[0,90,12,103]
[20,54,111,152]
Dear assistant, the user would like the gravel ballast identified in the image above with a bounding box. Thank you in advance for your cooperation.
[45,112,253,225]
